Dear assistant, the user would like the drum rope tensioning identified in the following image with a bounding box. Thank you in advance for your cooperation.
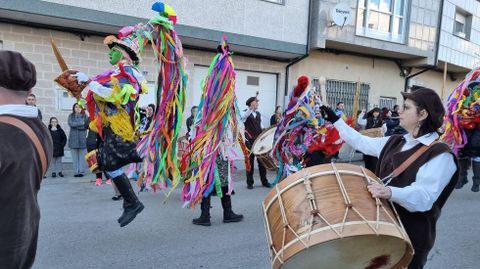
[262,163,414,269]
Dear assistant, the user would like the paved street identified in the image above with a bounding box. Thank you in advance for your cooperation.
[34,163,479,269]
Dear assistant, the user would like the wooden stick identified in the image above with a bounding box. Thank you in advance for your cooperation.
[50,38,69,72]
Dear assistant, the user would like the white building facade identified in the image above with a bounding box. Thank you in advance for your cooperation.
[1,0,480,160]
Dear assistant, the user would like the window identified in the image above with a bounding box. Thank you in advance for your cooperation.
[356,0,408,43]
[247,76,260,86]
[453,8,472,40]
[311,78,321,93]
[261,0,285,4]
[379,96,397,110]
[326,79,370,117]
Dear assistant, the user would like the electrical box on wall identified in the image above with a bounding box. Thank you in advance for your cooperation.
[57,89,77,111]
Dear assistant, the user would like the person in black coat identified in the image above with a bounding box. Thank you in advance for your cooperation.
[48,117,67,177]
[85,118,113,186]
[270,105,282,126]
[385,105,406,136]
[186,105,198,136]
[363,107,383,172]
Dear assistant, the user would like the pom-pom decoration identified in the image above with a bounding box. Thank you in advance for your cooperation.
[442,67,480,154]
[271,76,344,182]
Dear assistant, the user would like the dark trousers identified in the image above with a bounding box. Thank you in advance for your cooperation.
[408,249,429,269]
[458,157,470,186]
[246,139,268,186]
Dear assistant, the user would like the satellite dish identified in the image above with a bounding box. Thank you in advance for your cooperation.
[331,2,353,29]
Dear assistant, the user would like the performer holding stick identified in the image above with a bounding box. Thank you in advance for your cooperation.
[321,87,459,269]
[52,2,184,227]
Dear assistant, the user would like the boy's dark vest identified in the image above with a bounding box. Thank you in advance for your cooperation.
[244,111,262,141]
[376,135,458,251]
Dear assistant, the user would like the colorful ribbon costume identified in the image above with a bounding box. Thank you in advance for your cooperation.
[136,2,188,192]
[442,66,480,154]
[180,38,250,208]
[271,76,344,182]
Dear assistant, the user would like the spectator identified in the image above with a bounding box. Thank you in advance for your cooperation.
[186,105,198,135]
[48,117,67,178]
[381,107,389,121]
[363,107,383,172]
[68,103,88,177]
[139,103,156,133]
[270,105,282,126]
[25,93,42,120]
[0,50,53,269]
[335,101,346,119]
[391,104,407,135]
[356,109,367,130]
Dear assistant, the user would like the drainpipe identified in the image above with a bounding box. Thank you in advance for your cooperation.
[403,0,444,91]
[284,0,313,100]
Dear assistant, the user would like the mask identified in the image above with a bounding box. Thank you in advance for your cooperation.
[109,48,123,65]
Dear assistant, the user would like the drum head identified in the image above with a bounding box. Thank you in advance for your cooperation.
[252,126,276,155]
[281,235,409,269]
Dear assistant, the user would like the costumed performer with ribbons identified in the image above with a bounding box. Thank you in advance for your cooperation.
[135,3,187,194]
[181,38,249,226]
[442,66,480,192]
[271,76,344,183]
[53,2,184,227]
[320,87,458,269]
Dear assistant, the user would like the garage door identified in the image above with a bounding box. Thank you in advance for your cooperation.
[192,65,278,128]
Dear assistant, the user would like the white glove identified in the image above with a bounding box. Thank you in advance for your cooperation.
[73,72,90,83]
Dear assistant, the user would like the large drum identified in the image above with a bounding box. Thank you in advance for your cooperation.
[263,163,413,269]
[360,127,384,138]
[252,125,277,171]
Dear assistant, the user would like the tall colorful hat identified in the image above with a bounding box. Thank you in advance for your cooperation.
[102,2,177,65]
[103,25,145,65]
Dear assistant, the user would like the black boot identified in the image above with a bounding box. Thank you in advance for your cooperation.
[112,174,144,227]
[456,157,470,189]
[471,161,480,192]
[192,197,211,226]
[221,194,243,223]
